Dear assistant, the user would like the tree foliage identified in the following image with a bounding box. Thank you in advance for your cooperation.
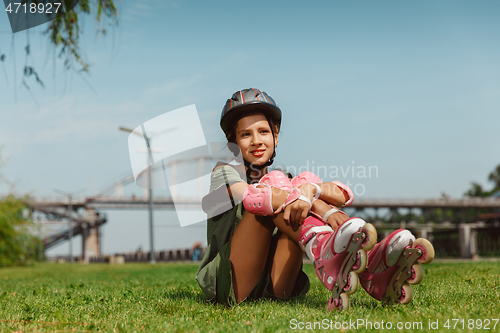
[465,164,500,197]
[0,149,43,267]
[0,195,43,267]
[465,182,491,198]
[488,164,500,190]
[46,0,118,73]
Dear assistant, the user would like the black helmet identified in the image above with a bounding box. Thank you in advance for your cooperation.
[220,88,282,135]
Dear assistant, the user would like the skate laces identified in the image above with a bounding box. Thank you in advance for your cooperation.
[316,233,335,260]
[368,241,388,274]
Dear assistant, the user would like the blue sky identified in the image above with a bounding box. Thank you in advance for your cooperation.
[1,0,499,255]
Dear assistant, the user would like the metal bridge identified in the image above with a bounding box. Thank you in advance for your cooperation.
[24,153,500,261]
[29,194,500,257]
[27,153,233,259]
[30,195,500,211]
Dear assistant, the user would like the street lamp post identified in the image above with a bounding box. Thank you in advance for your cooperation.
[119,126,157,264]
[144,134,156,264]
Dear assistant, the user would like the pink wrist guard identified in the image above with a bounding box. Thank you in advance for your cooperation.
[291,171,322,203]
[280,187,313,211]
[259,170,293,192]
[311,204,349,222]
[282,187,301,208]
[332,181,354,207]
[243,185,274,216]
[291,171,322,188]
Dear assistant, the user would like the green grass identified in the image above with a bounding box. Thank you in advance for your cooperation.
[0,261,499,332]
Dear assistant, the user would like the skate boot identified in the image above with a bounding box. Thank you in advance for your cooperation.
[299,216,377,311]
[359,229,435,305]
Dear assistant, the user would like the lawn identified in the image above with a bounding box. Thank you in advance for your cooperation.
[0,261,499,332]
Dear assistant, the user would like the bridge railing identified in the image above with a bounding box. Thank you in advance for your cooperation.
[370,221,500,259]
[84,247,208,263]
[46,247,208,263]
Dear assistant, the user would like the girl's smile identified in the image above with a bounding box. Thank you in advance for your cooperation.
[250,148,265,157]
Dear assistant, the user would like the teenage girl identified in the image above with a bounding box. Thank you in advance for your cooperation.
[196,88,434,310]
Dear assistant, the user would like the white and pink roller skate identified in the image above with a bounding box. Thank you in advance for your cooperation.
[359,229,435,305]
[299,216,377,311]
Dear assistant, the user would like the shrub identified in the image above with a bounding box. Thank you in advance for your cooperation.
[0,195,44,267]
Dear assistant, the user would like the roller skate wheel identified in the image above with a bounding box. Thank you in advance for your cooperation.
[408,263,423,285]
[344,271,359,295]
[327,293,350,312]
[361,223,377,251]
[338,293,350,311]
[413,238,435,265]
[352,249,367,274]
[397,283,413,305]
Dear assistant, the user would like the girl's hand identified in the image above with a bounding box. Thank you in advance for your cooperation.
[326,210,350,230]
[283,199,311,231]
[283,183,316,231]
[310,199,349,230]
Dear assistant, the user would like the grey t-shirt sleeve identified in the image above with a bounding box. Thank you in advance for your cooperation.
[209,165,246,193]
[202,165,246,217]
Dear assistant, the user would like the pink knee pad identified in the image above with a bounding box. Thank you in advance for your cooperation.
[259,170,293,192]
[243,185,274,216]
[291,171,322,188]
[332,181,354,207]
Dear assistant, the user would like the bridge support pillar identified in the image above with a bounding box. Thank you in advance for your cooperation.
[459,223,478,259]
[83,225,101,261]
[420,228,428,239]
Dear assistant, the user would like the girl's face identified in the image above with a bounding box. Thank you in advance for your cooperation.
[235,113,278,166]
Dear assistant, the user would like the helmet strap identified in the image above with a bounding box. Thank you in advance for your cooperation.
[244,150,276,184]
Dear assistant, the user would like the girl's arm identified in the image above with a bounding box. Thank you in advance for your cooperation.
[280,183,349,230]
[233,181,351,227]
[227,181,289,210]
[228,181,307,228]
[210,167,346,228]
[203,166,293,217]
[228,180,350,231]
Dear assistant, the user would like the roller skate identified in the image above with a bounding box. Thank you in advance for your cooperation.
[359,229,435,305]
[299,216,377,311]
